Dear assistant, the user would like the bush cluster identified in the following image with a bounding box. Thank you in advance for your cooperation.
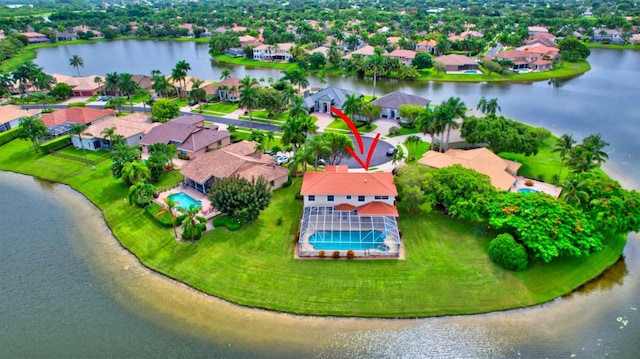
[212,215,241,231]
[40,136,71,154]
[0,127,19,146]
[488,233,529,271]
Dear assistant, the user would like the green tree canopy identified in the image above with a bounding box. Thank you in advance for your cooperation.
[461,116,548,156]
[558,38,590,62]
[151,98,180,123]
[17,116,49,153]
[208,175,272,225]
[412,51,433,69]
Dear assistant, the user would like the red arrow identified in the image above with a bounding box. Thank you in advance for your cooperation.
[330,106,381,171]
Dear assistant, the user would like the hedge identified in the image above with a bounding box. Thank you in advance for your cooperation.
[0,127,19,146]
[212,215,241,231]
[40,136,71,154]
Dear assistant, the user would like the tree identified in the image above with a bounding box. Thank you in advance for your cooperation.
[282,67,309,94]
[287,95,308,120]
[156,198,179,239]
[171,60,191,99]
[69,123,92,165]
[567,133,609,173]
[111,144,141,180]
[122,160,151,186]
[412,52,433,69]
[552,134,576,180]
[488,233,528,271]
[0,73,15,98]
[151,98,180,123]
[361,103,382,126]
[100,126,117,150]
[208,175,272,225]
[398,104,425,126]
[180,204,206,241]
[93,76,104,95]
[319,132,354,165]
[128,181,156,207]
[220,69,232,80]
[480,60,504,75]
[436,97,466,152]
[461,116,546,156]
[50,82,73,100]
[134,87,150,112]
[367,47,384,99]
[404,135,422,161]
[416,108,441,151]
[309,52,326,69]
[395,165,433,214]
[559,38,590,62]
[238,76,260,130]
[190,78,206,113]
[433,61,446,74]
[342,93,363,122]
[151,74,173,98]
[69,54,84,76]
[17,116,49,153]
[476,97,501,116]
[118,73,138,112]
[304,135,330,170]
[105,72,120,96]
[12,62,42,95]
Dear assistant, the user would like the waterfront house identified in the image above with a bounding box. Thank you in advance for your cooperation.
[298,165,401,257]
[139,115,230,159]
[371,91,430,120]
[592,28,623,44]
[303,87,363,113]
[253,43,296,62]
[433,54,478,72]
[71,113,159,151]
[51,74,105,97]
[0,105,41,133]
[41,107,115,138]
[204,77,241,102]
[180,140,289,193]
[20,32,49,44]
[415,39,437,54]
[385,49,416,66]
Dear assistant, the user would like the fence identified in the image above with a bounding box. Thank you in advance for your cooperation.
[49,150,111,166]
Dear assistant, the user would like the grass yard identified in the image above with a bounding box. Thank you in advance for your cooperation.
[0,138,626,318]
[200,101,239,114]
[214,55,296,70]
[57,147,111,162]
[499,136,569,183]
[325,119,378,134]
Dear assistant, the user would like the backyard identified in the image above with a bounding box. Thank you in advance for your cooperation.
[0,138,625,317]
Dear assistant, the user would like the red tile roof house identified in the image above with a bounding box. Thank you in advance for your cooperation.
[0,104,41,133]
[433,54,478,72]
[180,140,289,194]
[415,39,437,54]
[298,165,401,258]
[21,32,49,44]
[51,74,105,97]
[484,50,554,71]
[41,107,116,138]
[71,113,160,151]
[139,115,230,160]
[203,77,241,102]
[385,49,416,66]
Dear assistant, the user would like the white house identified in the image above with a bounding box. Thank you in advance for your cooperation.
[252,43,296,62]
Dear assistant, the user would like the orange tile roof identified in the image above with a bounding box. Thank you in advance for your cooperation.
[301,166,397,196]
[41,107,115,127]
[334,203,357,211]
[357,202,399,217]
[387,49,416,59]
[0,105,41,123]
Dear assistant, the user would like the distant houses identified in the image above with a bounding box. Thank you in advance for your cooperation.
[0,105,41,133]
[433,54,478,73]
[371,91,430,120]
[303,87,363,113]
[253,43,296,62]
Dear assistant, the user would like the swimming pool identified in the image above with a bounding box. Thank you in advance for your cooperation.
[464,70,480,74]
[309,230,387,251]
[518,188,539,194]
[168,192,202,210]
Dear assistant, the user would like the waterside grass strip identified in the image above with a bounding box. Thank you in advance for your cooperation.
[0,139,625,318]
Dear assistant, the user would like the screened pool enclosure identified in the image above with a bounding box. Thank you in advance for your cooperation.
[298,206,401,257]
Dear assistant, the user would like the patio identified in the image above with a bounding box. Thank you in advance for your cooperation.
[156,185,219,220]
[510,176,562,197]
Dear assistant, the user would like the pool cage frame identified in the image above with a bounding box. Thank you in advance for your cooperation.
[298,206,401,257]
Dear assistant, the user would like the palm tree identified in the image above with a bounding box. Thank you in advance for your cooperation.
[69,55,84,76]
[342,93,363,121]
[220,69,232,80]
[288,96,308,120]
[155,198,179,240]
[416,109,440,150]
[582,133,609,166]
[476,96,488,114]
[264,131,275,148]
[368,47,384,99]
[118,73,138,112]
[12,62,42,95]
[122,161,151,185]
[404,135,422,160]
[238,76,259,130]
[486,98,501,116]
[289,147,308,176]
[93,76,104,96]
[552,134,576,181]
[190,78,206,113]
[100,126,117,150]
[181,205,205,241]
[16,116,49,153]
[107,97,126,112]
[151,75,172,98]
[69,123,92,165]
[172,59,191,99]
[105,72,120,96]
[0,72,15,98]
[30,92,52,110]
[135,87,150,112]
[438,97,467,152]
[128,182,156,207]
[282,68,308,94]
[304,135,330,170]
[561,176,590,207]
[33,72,55,92]
[279,117,307,153]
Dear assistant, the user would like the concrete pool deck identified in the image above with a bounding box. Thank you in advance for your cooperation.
[156,186,219,221]
[510,176,562,198]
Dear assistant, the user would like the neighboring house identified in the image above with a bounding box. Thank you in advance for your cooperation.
[0,105,41,133]
[303,87,363,113]
[239,35,264,47]
[525,33,557,47]
[73,25,103,38]
[204,77,241,102]
[223,47,245,57]
[21,32,49,44]
[41,107,116,138]
[592,28,623,44]
[515,43,560,61]
[51,74,105,97]
[132,75,153,90]
[139,115,230,159]
[342,45,377,59]
[70,113,159,151]
[309,46,329,58]
[371,91,430,120]
[385,49,416,66]
[484,50,554,71]
[417,148,521,190]
[433,54,478,72]
[528,26,549,36]
[630,34,640,44]
[298,165,401,257]
[415,39,437,54]
[55,31,78,42]
[180,140,289,193]
[253,43,296,62]
[461,30,484,39]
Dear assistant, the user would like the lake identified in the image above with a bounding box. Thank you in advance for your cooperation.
[1,40,636,357]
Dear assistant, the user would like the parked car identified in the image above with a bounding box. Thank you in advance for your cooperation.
[386,147,398,156]
[276,155,290,165]
[317,158,326,166]
[188,100,198,106]
[97,95,111,101]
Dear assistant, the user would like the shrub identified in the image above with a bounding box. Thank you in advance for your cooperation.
[276,216,283,226]
[40,136,71,154]
[525,179,534,187]
[332,250,340,259]
[318,250,325,258]
[66,102,86,108]
[488,233,529,271]
[212,215,241,231]
[144,203,185,227]
[388,126,400,136]
[346,249,355,259]
[177,153,190,160]
[0,127,19,146]
[282,177,293,188]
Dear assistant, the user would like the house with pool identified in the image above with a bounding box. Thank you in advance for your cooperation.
[298,166,401,258]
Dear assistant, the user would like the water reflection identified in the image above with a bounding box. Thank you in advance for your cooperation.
[568,256,628,297]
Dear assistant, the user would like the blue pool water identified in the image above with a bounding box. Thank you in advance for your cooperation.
[518,188,539,194]
[464,70,478,74]
[309,230,386,251]
[168,192,202,210]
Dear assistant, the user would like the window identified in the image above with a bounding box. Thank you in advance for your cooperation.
[308,195,315,201]
[346,195,351,199]
[374,196,389,200]
[327,195,334,202]
[358,196,365,202]
[217,140,222,146]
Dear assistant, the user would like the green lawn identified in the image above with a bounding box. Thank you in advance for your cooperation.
[57,146,111,162]
[0,137,625,318]
[325,119,377,134]
[499,136,569,183]
[214,55,296,70]
[199,101,239,114]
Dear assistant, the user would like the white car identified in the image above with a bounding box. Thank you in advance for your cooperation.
[276,155,290,165]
